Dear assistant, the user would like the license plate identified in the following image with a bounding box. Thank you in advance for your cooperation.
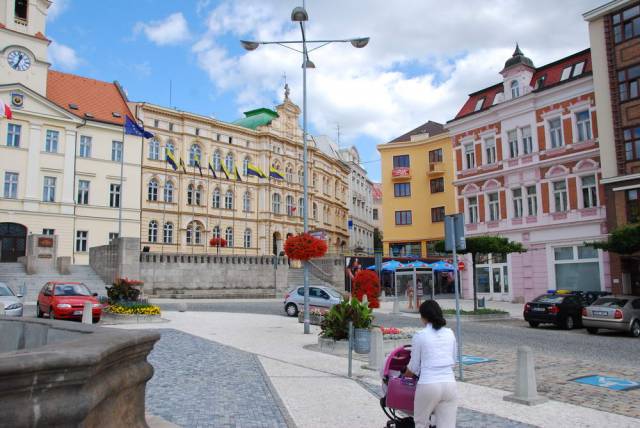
[592,311,608,317]
[73,310,82,315]
[532,307,545,312]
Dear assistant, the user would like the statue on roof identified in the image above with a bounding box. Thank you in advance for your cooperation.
[284,83,290,100]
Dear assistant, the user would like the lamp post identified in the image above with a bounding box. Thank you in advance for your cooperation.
[241,3,369,334]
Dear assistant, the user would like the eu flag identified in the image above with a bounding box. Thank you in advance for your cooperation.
[124,116,154,139]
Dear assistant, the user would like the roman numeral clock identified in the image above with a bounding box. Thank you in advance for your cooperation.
[7,49,32,72]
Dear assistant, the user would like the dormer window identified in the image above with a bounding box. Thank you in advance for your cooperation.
[511,80,520,98]
[535,75,546,90]
[572,61,585,77]
[15,0,28,22]
[474,98,485,112]
[560,67,572,81]
[560,61,586,82]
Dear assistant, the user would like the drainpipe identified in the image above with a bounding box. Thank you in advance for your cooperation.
[72,119,87,265]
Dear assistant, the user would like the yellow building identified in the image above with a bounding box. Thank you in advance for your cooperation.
[377,121,456,258]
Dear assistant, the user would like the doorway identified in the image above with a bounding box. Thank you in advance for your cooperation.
[0,223,27,262]
[475,253,510,300]
[272,232,283,256]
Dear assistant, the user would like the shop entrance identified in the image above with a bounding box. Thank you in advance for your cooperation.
[0,223,27,262]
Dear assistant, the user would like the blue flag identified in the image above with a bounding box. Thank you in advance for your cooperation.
[124,116,154,138]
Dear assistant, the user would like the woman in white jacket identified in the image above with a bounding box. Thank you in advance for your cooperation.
[402,300,457,428]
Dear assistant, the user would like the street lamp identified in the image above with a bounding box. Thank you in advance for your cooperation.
[241,3,369,334]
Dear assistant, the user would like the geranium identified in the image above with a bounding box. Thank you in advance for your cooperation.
[284,233,328,261]
[352,270,380,308]
[380,327,401,335]
[209,237,227,247]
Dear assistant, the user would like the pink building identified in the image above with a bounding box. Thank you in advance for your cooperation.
[447,46,610,303]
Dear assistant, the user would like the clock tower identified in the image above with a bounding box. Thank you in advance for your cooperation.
[0,0,51,95]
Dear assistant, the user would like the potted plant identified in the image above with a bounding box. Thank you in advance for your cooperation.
[320,298,373,354]
[350,298,374,354]
[284,233,328,261]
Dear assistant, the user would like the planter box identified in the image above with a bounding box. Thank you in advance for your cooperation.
[101,311,164,325]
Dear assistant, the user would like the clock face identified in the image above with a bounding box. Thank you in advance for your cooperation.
[7,50,31,71]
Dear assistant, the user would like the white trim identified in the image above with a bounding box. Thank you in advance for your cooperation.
[601,173,640,184]
[583,0,631,21]
[612,183,640,192]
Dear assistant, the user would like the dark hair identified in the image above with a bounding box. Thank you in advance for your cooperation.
[419,300,446,330]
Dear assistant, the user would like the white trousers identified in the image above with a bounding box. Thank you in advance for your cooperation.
[413,382,457,428]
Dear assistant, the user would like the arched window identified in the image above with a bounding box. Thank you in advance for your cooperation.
[286,195,295,216]
[225,190,234,209]
[186,221,203,245]
[212,225,221,238]
[163,222,173,244]
[298,169,304,184]
[225,152,234,171]
[225,227,234,247]
[212,188,221,208]
[511,80,520,98]
[213,150,221,171]
[243,156,250,176]
[244,228,252,248]
[189,144,202,166]
[298,197,304,217]
[195,185,203,206]
[148,179,158,201]
[313,202,318,220]
[272,193,281,214]
[148,220,158,243]
[285,164,293,182]
[164,181,174,203]
[148,139,160,160]
[243,191,251,212]
[187,184,195,205]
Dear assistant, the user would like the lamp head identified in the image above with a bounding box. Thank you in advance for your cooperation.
[291,6,309,22]
[350,37,370,49]
[302,58,316,69]
[240,40,260,51]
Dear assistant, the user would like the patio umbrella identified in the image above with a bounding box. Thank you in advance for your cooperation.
[366,260,406,272]
[429,260,455,272]
[404,260,430,269]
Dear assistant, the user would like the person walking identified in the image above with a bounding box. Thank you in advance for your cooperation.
[402,300,457,428]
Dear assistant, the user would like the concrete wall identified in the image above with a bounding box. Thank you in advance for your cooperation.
[309,256,345,288]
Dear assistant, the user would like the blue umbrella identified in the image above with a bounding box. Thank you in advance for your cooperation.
[366,260,406,272]
[429,260,455,272]
[404,260,430,268]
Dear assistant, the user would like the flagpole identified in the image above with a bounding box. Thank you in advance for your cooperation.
[232,177,237,256]
[161,146,168,255]
[118,125,125,237]
[191,162,196,255]
[205,168,210,255]
[268,151,272,256]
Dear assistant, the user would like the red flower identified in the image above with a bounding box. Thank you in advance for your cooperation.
[209,237,227,247]
[353,270,380,308]
[284,233,328,261]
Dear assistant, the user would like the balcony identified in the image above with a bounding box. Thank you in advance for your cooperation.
[427,162,445,176]
[391,167,411,180]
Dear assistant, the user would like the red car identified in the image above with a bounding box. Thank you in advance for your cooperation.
[36,282,102,322]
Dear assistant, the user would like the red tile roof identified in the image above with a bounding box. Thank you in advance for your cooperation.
[388,120,446,143]
[46,70,133,126]
[453,49,591,120]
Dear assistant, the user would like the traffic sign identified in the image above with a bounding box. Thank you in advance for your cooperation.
[461,355,496,365]
[571,375,640,391]
[458,261,465,270]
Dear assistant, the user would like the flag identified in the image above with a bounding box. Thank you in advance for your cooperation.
[179,157,187,173]
[221,163,232,180]
[247,163,267,179]
[208,159,218,179]
[269,166,284,180]
[0,99,12,120]
[124,116,154,138]
[194,153,203,177]
[234,166,242,182]
[165,147,178,171]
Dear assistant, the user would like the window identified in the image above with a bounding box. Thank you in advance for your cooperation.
[225,152,234,171]
[154,119,159,128]
[163,223,173,244]
[484,137,496,164]
[581,175,597,208]
[392,155,410,168]
[618,64,640,101]
[212,225,220,239]
[624,127,640,160]
[15,0,27,20]
[42,229,55,236]
[189,144,201,166]
[243,191,251,212]
[108,232,119,244]
[394,210,412,225]
[148,221,158,243]
[394,182,411,197]
[45,130,59,153]
[286,195,295,216]
[511,80,520,98]
[169,123,174,131]
[149,139,160,160]
[75,231,88,252]
[612,4,640,43]
[390,242,421,257]
[467,196,478,224]
[474,97,485,112]
[195,128,200,136]
[272,193,281,214]
[313,173,317,188]
[164,181,174,203]
[225,190,233,209]
[429,148,443,163]
[430,177,444,193]
[43,176,56,202]
[212,188,221,208]
[508,130,519,158]
[77,180,89,205]
[244,229,252,248]
[225,227,234,247]
[431,206,445,222]
[298,169,304,184]
[488,192,499,221]
[572,62,585,77]
[553,181,568,212]
[313,202,318,220]
[79,136,92,157]
[464,144,475,169]
[196,186,203,205]
[148,179,158,201]
[576,111,592,142]
[526,185,538,216]
[549,118,563,148]
[298,198,304,217]
[511,188,523,218]
[373,208,379,220]
[3,172,18,198]
[187,184,195,205]
[186,222,202,245]
[7,124,21,147]
[110,183,120,208]
[286,165,293,182]
[521,126,532,155]
[560,66,572,81]
[243,157,250,176]
[535,75,546,90]
[111,141,123,162]
[213,150,221,171]
[553,245,601,291]
[627,189,640,223]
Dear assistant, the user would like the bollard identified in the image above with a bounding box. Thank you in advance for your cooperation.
[177,302,188,312]
[368,327,384,372]
[82,301,93,324]
[504,346,548,405]
[392,296,399,314]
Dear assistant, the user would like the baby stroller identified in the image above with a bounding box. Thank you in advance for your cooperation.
[380,345,435,428]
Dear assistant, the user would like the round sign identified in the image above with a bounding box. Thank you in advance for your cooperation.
[458,261,465,270]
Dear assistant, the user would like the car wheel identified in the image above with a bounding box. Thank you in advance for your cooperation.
[630,320,640,338]
[49,308,55,320]
[586,327,598,335]
[285,303,298,317]
[36,304,43,318]
[563,316,575,330]
[528,321,539,328]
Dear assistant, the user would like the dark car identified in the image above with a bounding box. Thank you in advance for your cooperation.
[523,292,586,330]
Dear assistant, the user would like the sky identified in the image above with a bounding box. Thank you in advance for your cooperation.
[45,0,603,182]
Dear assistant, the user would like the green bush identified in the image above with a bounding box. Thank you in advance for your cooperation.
[106,277,143,302]
[320,298,373,340]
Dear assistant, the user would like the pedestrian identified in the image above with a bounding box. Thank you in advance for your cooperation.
[402,300,457,428]
[405,280,414,310]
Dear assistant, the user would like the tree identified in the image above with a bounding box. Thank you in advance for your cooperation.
[435,236,526,310]
[586,223,640,255]
[373,228,383,252]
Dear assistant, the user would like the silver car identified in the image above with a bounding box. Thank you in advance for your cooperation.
[284,285,343,317]
[583,296,640,338]
[0,282,23,317]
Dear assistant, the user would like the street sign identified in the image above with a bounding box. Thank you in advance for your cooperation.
[571,375,640,391]
[444,214,466,252]
[458,261,465,270]
[461,355,496,365]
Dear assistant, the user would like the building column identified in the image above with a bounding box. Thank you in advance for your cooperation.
[24,122,42,201]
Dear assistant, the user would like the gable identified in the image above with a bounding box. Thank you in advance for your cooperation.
[0,83,82,124]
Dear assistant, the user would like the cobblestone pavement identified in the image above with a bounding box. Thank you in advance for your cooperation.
[146,329,290,428]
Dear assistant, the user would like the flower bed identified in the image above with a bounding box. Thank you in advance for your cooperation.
[380,326,418,340]
[105,303,161,316]
[101,303,163,325]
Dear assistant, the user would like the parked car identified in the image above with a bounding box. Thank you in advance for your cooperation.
[284,285,342,317]
[523,292,586,329]
[36,282,102,322]
[0,282,23,317]
[582,296,640,338]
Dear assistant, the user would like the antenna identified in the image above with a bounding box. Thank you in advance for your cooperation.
[336,123,341,148]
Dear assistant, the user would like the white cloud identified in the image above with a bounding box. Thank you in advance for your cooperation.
[49,39,81,70]
[47,0,69,21]
[134,12,191,46]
